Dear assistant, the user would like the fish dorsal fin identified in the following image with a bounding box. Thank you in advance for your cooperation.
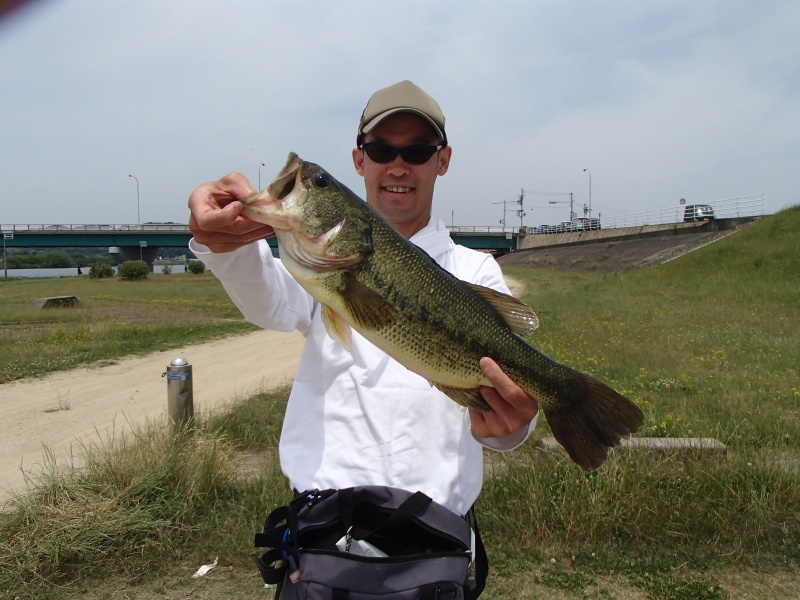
[464,282,539,337]
[341,275,399,331]
[321,305,352,351]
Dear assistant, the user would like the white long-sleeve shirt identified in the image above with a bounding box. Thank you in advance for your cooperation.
[190,216,535,515]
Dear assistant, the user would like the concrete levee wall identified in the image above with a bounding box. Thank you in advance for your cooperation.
[517,217,756,251]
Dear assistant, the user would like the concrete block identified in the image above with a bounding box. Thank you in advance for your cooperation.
[538,436,727,457]
[31,296,80,309]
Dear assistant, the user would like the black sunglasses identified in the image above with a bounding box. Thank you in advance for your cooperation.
[359,142,442,165]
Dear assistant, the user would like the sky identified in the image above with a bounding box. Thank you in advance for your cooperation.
[1,0,798,229]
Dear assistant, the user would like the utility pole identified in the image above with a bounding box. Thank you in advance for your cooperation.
[548,192,575,223]
[494,190,528,228]
[517,189,528,229]
[583,168,592,218]
[492,199,515,226]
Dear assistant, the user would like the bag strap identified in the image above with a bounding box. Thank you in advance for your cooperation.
[254,548,286,584]
[254,504,291,551]
[254,490,334,591]
[338,487,433,542]
[465,506,488,600]
[253,504,292,592]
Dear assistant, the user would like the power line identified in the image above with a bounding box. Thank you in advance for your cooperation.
[493,189,577,227]
[492,188,528,227]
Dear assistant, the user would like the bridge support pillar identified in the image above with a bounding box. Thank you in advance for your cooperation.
[113,246,160,271]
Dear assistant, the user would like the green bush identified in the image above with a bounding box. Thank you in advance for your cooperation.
[187,260,205,274]
[161,263,173,275]
[88,261,115,279]
[116,260,149,280]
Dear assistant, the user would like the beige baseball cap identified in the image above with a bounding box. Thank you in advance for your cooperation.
[357,80,447,146]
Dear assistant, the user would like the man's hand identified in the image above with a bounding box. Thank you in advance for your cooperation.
[188,172,274,253]
[469,357,539,439]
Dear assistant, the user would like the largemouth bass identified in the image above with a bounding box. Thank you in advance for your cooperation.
[240,153,643,470]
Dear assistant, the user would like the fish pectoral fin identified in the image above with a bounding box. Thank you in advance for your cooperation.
[341,276,399,331]
[321,305,352,351]
[464,282,539,337]
[434,384,491,412]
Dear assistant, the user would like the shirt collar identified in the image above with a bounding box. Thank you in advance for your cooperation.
[410,216,453,264]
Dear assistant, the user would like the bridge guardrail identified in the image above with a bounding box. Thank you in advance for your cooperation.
[448,225,521,234]
[0,224,192,233]
[599,194,766,230]
[1,194,766,238]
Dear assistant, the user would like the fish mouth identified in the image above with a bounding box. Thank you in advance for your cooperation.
[239,153,304,225]
[267,152,303,200]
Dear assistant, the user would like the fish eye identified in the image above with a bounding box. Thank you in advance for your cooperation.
[313,173,330,188]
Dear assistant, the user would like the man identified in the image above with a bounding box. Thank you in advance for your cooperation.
[187,80,539,517]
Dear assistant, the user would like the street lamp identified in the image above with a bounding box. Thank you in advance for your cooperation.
[583,168,591,218]
[549,193,575,222]
[128,174,140,226]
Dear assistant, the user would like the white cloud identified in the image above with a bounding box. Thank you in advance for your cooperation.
[0,0,797,226]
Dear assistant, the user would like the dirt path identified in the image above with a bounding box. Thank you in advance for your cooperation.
[0,329,305,507]
[0,275,528,508]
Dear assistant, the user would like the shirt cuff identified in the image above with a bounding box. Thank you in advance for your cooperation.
[188,238,270,278]
[470,412,538,452]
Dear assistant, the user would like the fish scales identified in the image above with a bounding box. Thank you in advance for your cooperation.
[240,153,644,470]
[358,217,508,383]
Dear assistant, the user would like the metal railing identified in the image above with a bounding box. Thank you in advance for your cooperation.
[600,194,766,230]
[0,223,191,233]
[448,225,521,234]
[1,194,766,237]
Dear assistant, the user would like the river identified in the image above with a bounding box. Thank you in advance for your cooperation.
[2,265,187,279]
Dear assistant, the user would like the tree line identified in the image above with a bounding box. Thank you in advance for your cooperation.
[3,250,104,269]
[2,247,189,269]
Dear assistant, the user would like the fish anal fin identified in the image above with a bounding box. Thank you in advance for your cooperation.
[321,305,352,351]
[341,276,399,331]
[465,282,539,337]
[434,384,491,412]
[542,371,645,471]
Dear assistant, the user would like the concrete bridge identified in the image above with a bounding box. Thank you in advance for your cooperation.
[0,223,526,265]
[0,219,754,263]
[1,195,766,264]
[2,224,232,264]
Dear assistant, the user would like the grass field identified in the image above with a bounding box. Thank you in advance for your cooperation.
[0,207,798,599]
[0,271,256,384]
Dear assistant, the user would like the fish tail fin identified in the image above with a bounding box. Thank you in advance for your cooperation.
[542,372,644,471]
